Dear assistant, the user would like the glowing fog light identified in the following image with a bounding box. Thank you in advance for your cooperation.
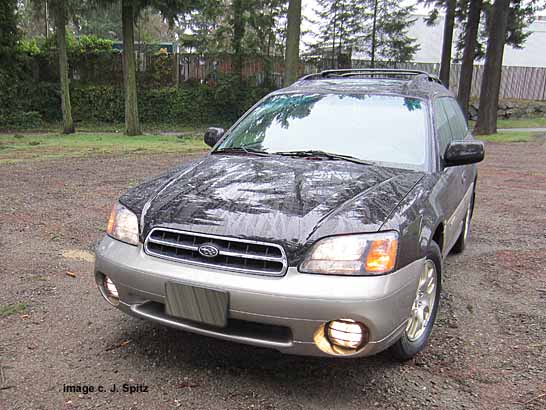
[102,276,119,306]
[313,319,369,355]
[327,319,365,349]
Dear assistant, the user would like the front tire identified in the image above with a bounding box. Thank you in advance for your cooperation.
[389,241,442,361]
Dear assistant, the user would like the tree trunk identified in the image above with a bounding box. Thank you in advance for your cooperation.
[331,6,337,69]
[122,0,141,136]
[284,0,301,86]
[475,0,510,135]
[439,0,456,87]
[457,0,482,119]
[370,0,378,68]
[54,0,74,134]
[232,0,244,81]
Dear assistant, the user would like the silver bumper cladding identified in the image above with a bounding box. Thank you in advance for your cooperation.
[95,235,423,357]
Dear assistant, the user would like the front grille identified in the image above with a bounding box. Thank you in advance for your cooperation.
[144,228,288,276]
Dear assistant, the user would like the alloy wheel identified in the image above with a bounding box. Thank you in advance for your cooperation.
[405,259,437,342]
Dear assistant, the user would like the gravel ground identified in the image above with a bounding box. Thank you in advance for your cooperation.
[0,142,545,410]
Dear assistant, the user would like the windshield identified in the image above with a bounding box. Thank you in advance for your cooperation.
[215,93,429,169]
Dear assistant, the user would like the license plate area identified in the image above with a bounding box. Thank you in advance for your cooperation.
[165,282,229,328]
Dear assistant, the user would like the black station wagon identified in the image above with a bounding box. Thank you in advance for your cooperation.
[95,69,484,360]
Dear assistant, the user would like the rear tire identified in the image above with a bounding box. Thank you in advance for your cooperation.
[389,241,442,361]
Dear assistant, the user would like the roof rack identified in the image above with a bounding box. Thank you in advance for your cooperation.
[297,68,443,86]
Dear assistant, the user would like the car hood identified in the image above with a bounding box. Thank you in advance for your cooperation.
[121,154,423,264]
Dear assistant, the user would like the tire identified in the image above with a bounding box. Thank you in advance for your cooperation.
[452,188,475,254]
[389,241,442,361]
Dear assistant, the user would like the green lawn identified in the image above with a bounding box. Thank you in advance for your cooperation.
[0,132,208,163]
[469,117,546,130]
[477,131,542,143]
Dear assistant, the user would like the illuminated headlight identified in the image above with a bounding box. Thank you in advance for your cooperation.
[106,202,139,245]
[299,232,398,275]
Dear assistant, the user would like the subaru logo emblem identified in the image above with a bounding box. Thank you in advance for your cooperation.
[198,244,219,258]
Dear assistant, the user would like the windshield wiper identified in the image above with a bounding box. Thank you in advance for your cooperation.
[213,146,270,156]
[274,150,375,166]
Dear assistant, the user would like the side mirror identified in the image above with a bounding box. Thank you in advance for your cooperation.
[204,127,225,147]
[444,140,484,167]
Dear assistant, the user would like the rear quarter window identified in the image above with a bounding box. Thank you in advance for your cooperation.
[444,98,468,141]
[433,98,452,159]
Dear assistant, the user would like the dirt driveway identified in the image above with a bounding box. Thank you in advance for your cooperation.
[1,141,545,410]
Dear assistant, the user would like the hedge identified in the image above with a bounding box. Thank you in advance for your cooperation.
[0,78,273,129]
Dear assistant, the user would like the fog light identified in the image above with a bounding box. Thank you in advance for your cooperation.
[102,275,119,306]
[314,319,369,355]
[327,319,365,349]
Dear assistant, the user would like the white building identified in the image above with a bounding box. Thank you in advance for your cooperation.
[407,14,546,67]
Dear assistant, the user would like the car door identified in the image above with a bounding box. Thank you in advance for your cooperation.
[443,97,474,251]
[432,97,460,256]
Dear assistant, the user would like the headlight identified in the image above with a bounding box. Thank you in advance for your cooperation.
[299,232,398,275]
[106,202,140,246]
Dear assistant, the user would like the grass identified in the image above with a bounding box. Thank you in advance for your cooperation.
[469,117,546,130]
[10,121,228,134]
[0,302,27,318]
[0,132,209,163]
[477,131,542,143]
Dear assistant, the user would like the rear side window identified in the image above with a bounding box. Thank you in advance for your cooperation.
[433,98,451,158]
[444,98,468,140]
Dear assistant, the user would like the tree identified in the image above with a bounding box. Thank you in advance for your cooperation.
[311,0,418,68]
[121,0,140,135]
[311,0,365,68]
[474,0,510,135]
[454,0,538,119]
[75,2,122,39]
[457,0,483,119]
[420,0,457,86]
[0,0,19,62]
[363,0,419,64]
[439,0,456,86]
[231,0,245,80]
[96,0,200,136]
[52,0,75,134]
[284,0,301,85]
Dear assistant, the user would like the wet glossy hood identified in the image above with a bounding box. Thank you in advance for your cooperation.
[121,154,423,264]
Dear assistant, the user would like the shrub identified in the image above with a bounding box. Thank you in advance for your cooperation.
[0,72,275,129]
[0,111,42,129]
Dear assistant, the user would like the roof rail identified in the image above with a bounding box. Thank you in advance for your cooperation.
[297,68,443,85]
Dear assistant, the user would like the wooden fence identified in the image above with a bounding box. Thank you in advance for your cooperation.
[349,60,546,101]
[42,50,546,100]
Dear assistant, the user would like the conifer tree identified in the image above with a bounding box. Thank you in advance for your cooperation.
[311,0,418,67]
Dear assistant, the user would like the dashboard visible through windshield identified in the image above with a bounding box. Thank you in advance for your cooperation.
[215,93,429,170]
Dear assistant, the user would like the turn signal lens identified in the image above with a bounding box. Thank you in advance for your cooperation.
[365,237,398,273]
[106,204,116,235]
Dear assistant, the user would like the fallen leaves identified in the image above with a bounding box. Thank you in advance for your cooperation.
[105,339,131,351]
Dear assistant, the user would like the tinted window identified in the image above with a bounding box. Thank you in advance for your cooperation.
[444,98,468,140]
[217,94,428,169]
[433,98,452,158]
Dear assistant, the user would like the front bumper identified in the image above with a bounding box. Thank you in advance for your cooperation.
[94,235,423,357]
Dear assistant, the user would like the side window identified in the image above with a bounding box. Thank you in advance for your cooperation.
[444,98,468,141]
[433,98,452,159]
